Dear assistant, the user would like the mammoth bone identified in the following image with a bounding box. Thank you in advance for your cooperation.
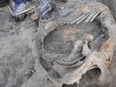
[24,0,116,87]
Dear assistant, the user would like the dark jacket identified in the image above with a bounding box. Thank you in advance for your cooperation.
[0,0,9,7]
[13,0,31,4]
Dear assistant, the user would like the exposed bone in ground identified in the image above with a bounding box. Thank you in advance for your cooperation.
[0,0,116,87]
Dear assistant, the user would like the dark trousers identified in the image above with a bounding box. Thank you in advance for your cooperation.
[13,0,31,4]
[0,0,9,7]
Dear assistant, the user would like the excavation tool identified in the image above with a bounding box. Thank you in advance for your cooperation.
[7,4,39,20]
[7,5,13,14]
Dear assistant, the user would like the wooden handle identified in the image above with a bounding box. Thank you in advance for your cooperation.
[7,5,13,14]
[16,6,36,16]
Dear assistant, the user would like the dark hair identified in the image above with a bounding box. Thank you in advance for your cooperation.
[0,0,9,7]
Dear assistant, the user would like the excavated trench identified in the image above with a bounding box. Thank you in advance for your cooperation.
[41,21,103,87]
[42,21,102,65]
[0,0,116,87]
